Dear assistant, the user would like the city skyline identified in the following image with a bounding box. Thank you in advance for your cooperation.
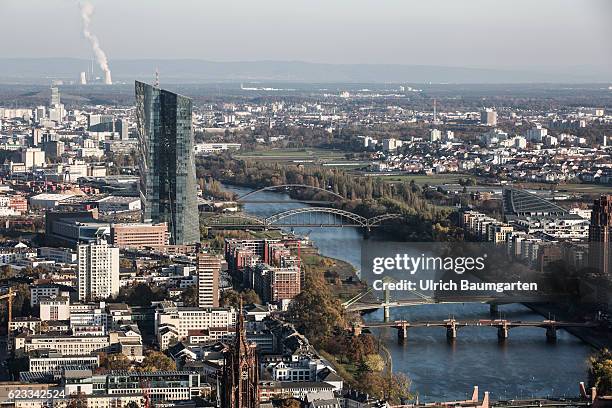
[0,0,611,75]
[0,1,611,404]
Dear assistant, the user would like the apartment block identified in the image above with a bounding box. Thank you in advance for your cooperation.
[197,253,221,308]
[77,240,119,301]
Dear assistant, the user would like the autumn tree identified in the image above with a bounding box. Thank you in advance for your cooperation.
[115,283,167,306]
[220,289,261,308]
[590,348,612,395]
[180,285,198,307]
[98,352,132,371]
[141,350,176,372]
[357,371,414,405]
[279,398,301,408]
[286,266,345,347]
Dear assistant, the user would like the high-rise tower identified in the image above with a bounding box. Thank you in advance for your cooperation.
[197,253,221,308]
[589,194,612,276]
[50,86,61,107]
[135,81,199,245]
[77,238,119,301]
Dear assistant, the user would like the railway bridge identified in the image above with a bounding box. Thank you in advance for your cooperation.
[202,207,405,230]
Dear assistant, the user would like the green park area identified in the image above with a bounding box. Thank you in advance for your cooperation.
[236,148,369,168]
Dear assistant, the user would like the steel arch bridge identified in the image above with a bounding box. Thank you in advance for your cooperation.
[202,207,405,229]
[236,184,344,203]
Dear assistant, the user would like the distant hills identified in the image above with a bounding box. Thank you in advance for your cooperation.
[0,58,609,84]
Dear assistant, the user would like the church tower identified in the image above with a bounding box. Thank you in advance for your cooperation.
[222,301,259,408]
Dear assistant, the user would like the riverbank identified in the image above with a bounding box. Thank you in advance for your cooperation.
[220,182,593,401]
[299,251,368,303]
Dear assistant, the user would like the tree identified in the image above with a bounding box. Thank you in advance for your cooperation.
[180,285,198,307]
[279,398,301,408]
[590,348,612,395]
[1,283,33,327]
[220,289,261,308]
[65,392,87,408]
[141,350,176,372]
[220,289,241,308]
[362,354,385,373]
[116,283,167,306]
[98,352,132,371]
[241,289,261,305]
[357,371,414,405]
[119,258,133,269]
[286,266,345,347]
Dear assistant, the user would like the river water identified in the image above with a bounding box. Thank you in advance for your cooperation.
[222,185,592,402]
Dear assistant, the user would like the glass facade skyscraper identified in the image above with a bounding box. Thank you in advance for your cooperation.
[135,81,199,245]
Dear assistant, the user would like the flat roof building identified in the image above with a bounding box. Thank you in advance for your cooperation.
[110,222,168,249]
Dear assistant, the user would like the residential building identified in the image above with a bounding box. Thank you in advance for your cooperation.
[198,253,221,308]
[480,108,497,126]
[77,239,120,301]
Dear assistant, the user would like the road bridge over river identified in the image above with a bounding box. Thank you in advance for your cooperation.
[354,318,599,343]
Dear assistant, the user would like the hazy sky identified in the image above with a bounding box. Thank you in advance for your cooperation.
[1,0,611,71]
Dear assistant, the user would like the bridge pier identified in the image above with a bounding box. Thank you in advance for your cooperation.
[497,325,509,341]
[546,326,557,342]
[398,325,408,344]
[446,321,457,340]
[383,306,390,322]
[363,228,371,239]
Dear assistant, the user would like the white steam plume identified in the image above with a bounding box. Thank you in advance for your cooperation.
[79,2,112,84]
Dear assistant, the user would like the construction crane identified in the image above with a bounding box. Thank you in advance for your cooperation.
[0,288,16,328]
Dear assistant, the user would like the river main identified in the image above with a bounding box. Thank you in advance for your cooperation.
[222,185,592,401]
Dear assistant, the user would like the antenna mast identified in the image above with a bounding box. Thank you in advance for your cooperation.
[433,98,437,124]
[154,68,160,87]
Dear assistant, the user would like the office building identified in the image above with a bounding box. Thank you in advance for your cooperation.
[88,115,129,140]
[481,108,497,126]
[28,351,99,373]
[42,140,65,159]
[48,86,65,123]
[96,196,141,214]
[429,129,442,142]
[525,125,548,142]
[14,334,110,356]
[39,295,70,321]
[50,87,60,107]
[198,253,221,308]
[88,114,114,129]
[135,81,199,245]
[154,302,236,349]
[589,195,612,275]
[110,222,168,249]
[77,239,120,301]
[21,147,45,170]
[45,211,111,247]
